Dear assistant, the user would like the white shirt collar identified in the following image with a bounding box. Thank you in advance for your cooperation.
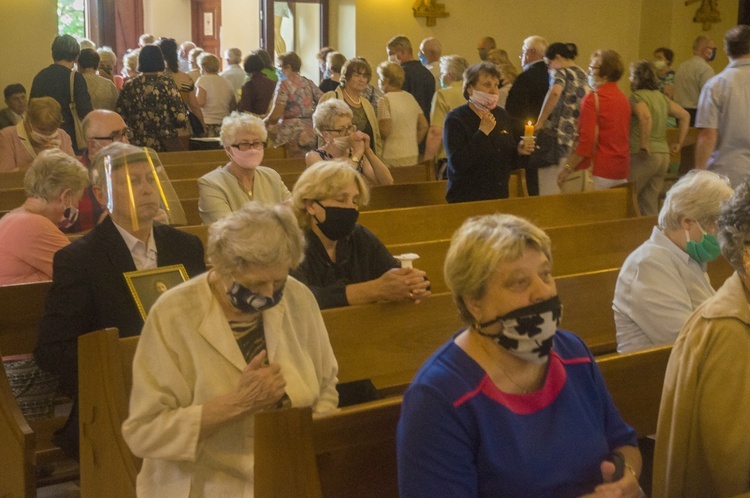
[112,220,158,271]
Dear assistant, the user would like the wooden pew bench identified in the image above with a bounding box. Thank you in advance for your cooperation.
[359,184,641,246]
[0,171,26,190]
[253,344,673,497]
[158,146,285,165]
[0,281,77,497]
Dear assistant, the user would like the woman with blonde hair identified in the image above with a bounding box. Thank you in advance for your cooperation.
[291,161,430,309]
[0,97,75,172]
[0,149,89,284]
[377,61,428,167]
[196,53,237,137]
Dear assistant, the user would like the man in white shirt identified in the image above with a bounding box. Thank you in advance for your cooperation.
[695,25,750,187]
[418,37,442,86]
[35,142,205,460]
[179,40,196,73]
[673,34,716,125]
[220,47,246,95]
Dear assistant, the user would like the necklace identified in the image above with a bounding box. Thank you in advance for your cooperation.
[478,335,531,394]
[343,88,362,106]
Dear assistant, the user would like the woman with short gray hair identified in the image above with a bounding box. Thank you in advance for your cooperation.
[653,180,750,496]
[614,169,733,352]
[306,99,393,186]
[123,201,338,496]
[198,111,291,225]
[0,149,89,284]
[398,213,642,496]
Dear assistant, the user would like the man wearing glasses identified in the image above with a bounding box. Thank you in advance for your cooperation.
[62,110,133,232]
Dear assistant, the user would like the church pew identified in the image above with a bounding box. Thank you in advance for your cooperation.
[0,281,76,498]
[0,187,26,212]
[77,329,140,498]
[253,344,673,497]
[164,157,307,179]
[158,146,285,165]
[387,216,658,294]
[322,269,622,394]
[359,183,641,246]
[0,171,26,190]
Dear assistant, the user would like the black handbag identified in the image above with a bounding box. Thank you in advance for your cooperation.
[533,127,560,167]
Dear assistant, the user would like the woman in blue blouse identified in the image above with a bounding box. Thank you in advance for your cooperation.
[397,214,643,497]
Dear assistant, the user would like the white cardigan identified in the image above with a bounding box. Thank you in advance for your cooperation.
[122,273,338,497]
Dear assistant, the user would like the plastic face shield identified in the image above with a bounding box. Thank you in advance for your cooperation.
[92,147,186,229]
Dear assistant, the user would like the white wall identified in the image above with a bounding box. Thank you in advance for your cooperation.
[221,0,261,60]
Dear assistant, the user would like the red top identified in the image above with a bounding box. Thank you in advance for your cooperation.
[575,82,631,180]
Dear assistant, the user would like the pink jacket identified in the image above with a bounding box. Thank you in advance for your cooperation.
[0,123,75,172]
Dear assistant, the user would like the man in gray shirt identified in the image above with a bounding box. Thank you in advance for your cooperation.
[695,25,750,187]
[673,34,716,125]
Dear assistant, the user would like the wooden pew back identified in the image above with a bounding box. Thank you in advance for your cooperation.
[254,343,673,497]
[360,184,641,245]
[78,328,140,498]
[0,171,25,190]
[0,281,52,356]
[158,146,285,165]
[598,345,673,437]
[255,397,402,498]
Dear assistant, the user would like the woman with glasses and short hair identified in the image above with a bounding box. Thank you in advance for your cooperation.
[306,99,393,186]
[198,112,291,225]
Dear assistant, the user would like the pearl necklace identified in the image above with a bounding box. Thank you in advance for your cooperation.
[343,88,362,106]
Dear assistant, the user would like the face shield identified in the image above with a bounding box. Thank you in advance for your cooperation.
[92,146,186,229]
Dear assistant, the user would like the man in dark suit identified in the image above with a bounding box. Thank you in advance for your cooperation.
[0,83,27,130]
[35,142,206,460]
[505,35,550,196]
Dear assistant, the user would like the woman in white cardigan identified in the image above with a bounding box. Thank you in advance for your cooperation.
[122,202,338,497]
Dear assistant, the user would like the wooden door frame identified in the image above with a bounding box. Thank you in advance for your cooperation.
[260,0,329,58]
[191,0,223,57]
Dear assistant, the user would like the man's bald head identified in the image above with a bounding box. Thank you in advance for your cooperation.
[419,37,442,64]
[82,110,129,158]
[180,41,197,59]
[477,37,496,60]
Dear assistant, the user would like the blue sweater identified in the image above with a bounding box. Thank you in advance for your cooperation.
[397,330,637,497]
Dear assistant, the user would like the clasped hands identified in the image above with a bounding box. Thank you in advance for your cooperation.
[378,267,431,303]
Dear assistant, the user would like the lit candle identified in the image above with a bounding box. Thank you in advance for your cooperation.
[524,121,534,139]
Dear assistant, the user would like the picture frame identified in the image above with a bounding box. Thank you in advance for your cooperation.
[124,264,189,320]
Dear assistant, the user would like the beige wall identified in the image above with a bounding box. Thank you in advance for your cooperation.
[221,0,260,63]
[0,0,58,93]
[143,0,192,45]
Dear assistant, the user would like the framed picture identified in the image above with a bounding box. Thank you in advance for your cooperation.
[124,264,189,320]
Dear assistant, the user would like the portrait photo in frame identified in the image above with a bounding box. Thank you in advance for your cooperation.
[124,264,189,320]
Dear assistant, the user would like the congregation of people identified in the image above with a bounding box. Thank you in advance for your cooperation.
[2,22,750,498]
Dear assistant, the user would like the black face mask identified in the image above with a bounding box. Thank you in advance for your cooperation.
[226,281,284,313]
[313,200,358,240]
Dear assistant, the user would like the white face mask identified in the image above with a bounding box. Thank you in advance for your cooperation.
[388,54,399,64]
[653,60,667,70]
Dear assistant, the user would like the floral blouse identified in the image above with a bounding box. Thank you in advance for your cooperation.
[274,74,323,155]
[546,66,588,158]
[116,74,188,152]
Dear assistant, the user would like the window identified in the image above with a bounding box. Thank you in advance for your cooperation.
[58,0,86,38]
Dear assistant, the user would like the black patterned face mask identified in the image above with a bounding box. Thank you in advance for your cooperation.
[475,296,562,364]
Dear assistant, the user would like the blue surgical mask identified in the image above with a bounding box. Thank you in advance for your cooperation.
[418,52,428,65]
[588,75,598,89]
[226,281,284,313]
[685,223,721,263]
[276,68,287,81]
[440,76,448,89]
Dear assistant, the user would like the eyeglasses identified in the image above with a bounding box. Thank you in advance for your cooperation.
[92,127,134,142]
[231,141,266,151]
[588,65,601,71]
[324,124,357,135]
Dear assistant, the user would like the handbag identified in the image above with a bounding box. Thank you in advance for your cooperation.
[68,71,86,150]
[533,127,559,167]
[560,91,599,194]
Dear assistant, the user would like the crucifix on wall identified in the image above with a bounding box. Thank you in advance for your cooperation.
[686,0,721,30]
[412,0,449,26]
